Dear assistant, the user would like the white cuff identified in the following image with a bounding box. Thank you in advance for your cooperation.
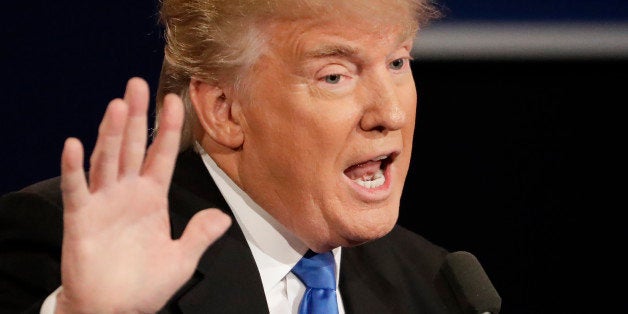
[40,286,62,314]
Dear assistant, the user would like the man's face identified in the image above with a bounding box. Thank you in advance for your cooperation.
[234,5,417,252]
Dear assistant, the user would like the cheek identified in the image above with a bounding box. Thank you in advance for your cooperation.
[401,84,418,136]
[274,99,361,162]
[403,80,418,113]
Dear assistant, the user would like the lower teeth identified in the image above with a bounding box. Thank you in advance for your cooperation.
[353,169,385,188]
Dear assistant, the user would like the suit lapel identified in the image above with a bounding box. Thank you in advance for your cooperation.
[174,223,269,314]
[163,150,269,314]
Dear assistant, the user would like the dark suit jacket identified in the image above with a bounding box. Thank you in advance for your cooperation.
[0,150,450,313]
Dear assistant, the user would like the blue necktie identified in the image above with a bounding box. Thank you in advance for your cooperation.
[291,250,339,314]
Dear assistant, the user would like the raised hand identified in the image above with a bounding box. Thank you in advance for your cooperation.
[56,78,231,313]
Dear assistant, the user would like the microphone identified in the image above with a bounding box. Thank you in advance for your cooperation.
[434,251,502,314]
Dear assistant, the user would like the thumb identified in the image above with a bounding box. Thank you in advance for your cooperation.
[179,209,232,263]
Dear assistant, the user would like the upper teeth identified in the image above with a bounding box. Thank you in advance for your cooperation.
[371,155,388,161]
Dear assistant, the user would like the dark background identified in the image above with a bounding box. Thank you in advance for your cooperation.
[1,1,626,313]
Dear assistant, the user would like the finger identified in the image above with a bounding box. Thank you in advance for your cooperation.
[178,209,231,263]
[142,93,184,188]
[61,138,89,211]
[88,99,129,191]
[119,77,150,176]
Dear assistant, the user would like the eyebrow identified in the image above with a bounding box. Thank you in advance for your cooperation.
[302,29,416,61]
[303,44,360,59]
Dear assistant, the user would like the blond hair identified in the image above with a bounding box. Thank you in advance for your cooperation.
[156,0,440,151]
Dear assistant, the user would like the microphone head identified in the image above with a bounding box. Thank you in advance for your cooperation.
[436,251,502,314]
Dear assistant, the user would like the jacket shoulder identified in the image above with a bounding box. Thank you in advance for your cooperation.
[340,226,450,314]
[0,176,64,241]
[351,225,448,282]
[0,177,64,313]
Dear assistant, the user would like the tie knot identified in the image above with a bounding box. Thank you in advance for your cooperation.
[291,250,336,290]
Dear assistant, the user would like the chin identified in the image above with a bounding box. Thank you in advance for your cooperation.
[337,209,399,247]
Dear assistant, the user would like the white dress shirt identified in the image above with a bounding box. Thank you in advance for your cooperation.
[198,147,345,314]
[41,147,345,313]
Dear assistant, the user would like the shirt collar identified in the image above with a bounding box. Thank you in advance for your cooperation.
[195,144,342,294]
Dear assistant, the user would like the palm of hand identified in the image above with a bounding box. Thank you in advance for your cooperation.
[56,78,231,313]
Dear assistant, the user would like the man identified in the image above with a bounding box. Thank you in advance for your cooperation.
[0,0,449,313]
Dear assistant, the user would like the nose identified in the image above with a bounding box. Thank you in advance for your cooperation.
[359,69,411,133]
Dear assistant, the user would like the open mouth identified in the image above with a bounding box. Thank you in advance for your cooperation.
[343,153,395,189]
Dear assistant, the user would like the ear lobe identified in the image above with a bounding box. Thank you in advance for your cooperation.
[189,79,244,149]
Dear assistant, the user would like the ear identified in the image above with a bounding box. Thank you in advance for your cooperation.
[189,79,244,149]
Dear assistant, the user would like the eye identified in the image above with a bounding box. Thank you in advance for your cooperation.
[324,74,343,84]
[314,64,354,92]
[389,58,407,70]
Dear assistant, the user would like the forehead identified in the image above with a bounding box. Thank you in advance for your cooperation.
[260,2,417,58]
[268,0,417,24]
